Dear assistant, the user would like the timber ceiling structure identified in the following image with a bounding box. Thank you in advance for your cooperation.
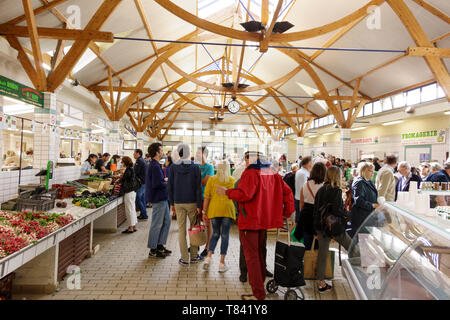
[0,0,449,141]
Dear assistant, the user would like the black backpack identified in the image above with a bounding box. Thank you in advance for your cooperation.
[318,191,346,238]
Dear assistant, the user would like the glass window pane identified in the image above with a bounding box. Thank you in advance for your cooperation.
[393,93,406,108]
[185,130,192,136]
[406,88,421,105]
[373,100,382,113]
[168,129,176,135]
[364,103,373,116]
[327,115,333,124]
[248,132,256,138]
[215,131,223,137]
[437,85,445,98]
[176,129,184,136]
[357,106,364,118]
[202,130,210,136]
[314,119,319,128]
[232,131,239,137]
[318,118,324,127]
[343,110,349,120]
[239,132,247,138]
[194,130,201,136]
[223,131,231,137]
[421,83,437,102]
[382,97,392,111]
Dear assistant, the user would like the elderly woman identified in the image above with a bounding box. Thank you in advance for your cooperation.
[396,161,422,199]
[350,162,379,236]
[425,162,443,181]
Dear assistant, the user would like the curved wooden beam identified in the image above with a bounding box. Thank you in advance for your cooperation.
[164,59,303,93]
[154,0,385,42]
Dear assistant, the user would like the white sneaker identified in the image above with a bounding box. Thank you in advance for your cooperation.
[218,263,229,273]
[203,258,210,270]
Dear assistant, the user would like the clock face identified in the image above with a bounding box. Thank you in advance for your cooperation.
[227,100,240,114]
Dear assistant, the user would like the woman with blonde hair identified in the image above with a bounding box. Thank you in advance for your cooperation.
[202,161,236,272]
[350,162,379,237]
[313,165,353,293]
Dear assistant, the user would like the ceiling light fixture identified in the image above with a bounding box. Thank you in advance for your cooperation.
[322,132,333,136]
[272,21,295,34]
[444,111,450,115]
[240,21,264,32]
[351,127,366,131]
[308,135,317,138]
[382,120,404,126]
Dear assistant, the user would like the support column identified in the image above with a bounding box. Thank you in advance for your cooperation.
[193,121,202,161]
[340,128,351,161]
[296,136,304,159]
[81,114,93,161]
[104,121,121,155]
[136,132,145,151]
[34,92,59,169]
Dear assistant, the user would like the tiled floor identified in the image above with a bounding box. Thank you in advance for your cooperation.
[13,211,355,300]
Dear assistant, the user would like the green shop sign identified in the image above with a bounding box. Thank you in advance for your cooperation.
[402,131,438,139]
[401,129,446,145]
[0,75,44,108]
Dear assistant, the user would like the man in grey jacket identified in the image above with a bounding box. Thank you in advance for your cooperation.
[375,154,398,202]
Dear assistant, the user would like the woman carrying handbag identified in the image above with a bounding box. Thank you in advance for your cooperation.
[120,156,141,234]
[313,166,353,293]
[294,162,326,250]
[202,161,236,273]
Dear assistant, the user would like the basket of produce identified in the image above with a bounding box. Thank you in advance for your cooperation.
[0,273,15,300]
[51,184,77,199]
[0,211,74,259]
[72,191,110,209]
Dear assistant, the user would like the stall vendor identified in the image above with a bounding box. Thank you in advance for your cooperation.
[81,154,98,179]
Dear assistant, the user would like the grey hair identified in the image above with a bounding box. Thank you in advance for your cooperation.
[398,161,411,171]
[430,162,443,172]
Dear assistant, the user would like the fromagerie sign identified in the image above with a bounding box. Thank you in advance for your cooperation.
[401,129,446,145]
[0,75,44,108]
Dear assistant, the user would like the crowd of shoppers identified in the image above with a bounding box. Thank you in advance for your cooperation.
[98,143,450,300]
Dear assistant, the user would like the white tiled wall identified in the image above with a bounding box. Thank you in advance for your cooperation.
[0,166,82,204]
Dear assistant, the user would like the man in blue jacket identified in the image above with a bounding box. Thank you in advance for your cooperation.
[145,143,172,259]
[168,143,203,265]
[134,149,148,220]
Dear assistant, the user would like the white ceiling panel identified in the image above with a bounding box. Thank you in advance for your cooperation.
[360,57,433,98]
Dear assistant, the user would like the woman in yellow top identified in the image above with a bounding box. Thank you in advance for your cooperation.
[202,161,236,273]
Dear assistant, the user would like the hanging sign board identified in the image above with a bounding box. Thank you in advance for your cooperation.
[401,129,446,145]
[0,75,44,107]
[351,136,379,144]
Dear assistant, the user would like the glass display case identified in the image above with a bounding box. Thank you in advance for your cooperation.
[343,201,450,300]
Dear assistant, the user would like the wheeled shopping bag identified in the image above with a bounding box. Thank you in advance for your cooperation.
[266,218,306,300]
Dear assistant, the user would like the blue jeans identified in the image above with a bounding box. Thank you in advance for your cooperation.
[208,217,232,255]
[147,201,171,249]
[136,184,147,218]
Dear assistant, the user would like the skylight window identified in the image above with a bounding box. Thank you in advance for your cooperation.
[72,48,97,74]
[198,0,234,18]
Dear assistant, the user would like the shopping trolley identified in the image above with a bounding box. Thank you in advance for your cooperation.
[266,217,306,300]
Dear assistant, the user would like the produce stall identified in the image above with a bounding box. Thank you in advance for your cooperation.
[0,177,125,296]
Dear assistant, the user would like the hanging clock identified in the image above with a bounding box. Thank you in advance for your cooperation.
[227,99,240,114]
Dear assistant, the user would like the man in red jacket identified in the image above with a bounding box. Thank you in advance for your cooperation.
[217,151,295,300]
